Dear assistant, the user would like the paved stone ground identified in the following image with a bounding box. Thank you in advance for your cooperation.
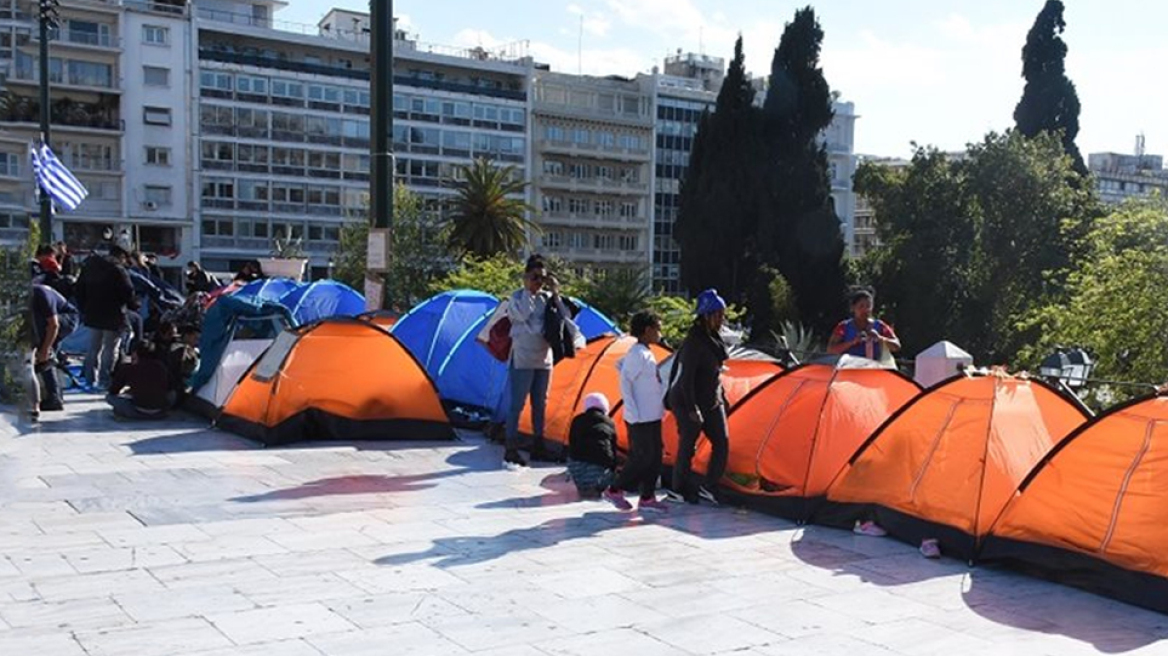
[3,395,1168,655]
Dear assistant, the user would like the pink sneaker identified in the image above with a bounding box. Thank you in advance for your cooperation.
[853,520,888,537]
[637,497,670,514]
[602,488,633,511]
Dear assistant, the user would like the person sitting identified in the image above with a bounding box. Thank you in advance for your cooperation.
[106,344,177,420]
[566,393,618,500]
[827,288,901,363]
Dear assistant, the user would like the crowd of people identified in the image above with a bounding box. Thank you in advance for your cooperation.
[27,243,209,422]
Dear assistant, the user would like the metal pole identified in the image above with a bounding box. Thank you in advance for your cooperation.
[366,0,393,309]
[37,10,52,241]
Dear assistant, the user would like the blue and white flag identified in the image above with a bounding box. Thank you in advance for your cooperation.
[29,143,87,211]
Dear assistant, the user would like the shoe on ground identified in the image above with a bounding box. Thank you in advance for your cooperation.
[697,486,719,506]
[920,538,941,559]
[662,489,686,504]
[503,450,528,468]
[528,445,563,464]
[39,403,64,412]
[638,497,670,514]
[853,520,888,537]
[602,488,633,511]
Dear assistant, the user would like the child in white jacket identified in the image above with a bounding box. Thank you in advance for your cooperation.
[603,311,668,513]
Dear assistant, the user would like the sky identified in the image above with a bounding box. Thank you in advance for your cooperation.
[278,0,1168,159]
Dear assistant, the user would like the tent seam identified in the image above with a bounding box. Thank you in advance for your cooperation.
[908,399,961,502]
[1098,420,1157,554]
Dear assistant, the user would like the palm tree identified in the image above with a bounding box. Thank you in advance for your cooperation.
[445,157,536,258]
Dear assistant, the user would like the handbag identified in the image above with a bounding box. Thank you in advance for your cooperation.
[486,316,512,362]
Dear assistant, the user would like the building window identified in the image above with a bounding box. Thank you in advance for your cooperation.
[144,185,172,207]
[594,233,616,250]
[145,146,170,166]
[542,195,563,214]
[569,163,590,180]
[620,202,637,219]
[545,125,566,142]
[568,198,589,215]
[543,160,564,176]
[143,25,169,45]
[143,66,169,87]
[0,153,19,177]
[619,235,639,251]
[594,200,614,219]
[143,106,171,126]
[542,231,562,250]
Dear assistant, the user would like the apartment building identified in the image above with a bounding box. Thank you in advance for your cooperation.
[529,71,653,278]
[1089,150,1168,205]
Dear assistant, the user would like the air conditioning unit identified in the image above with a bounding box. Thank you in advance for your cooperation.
[143,201,158,211]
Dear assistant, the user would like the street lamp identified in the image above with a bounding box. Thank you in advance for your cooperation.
[36,0,60,241]
[1039,347,1094,389]
[327,256,335,279]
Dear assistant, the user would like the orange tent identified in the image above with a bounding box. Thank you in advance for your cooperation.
[825,373,1089,559]
[612,355,784,461]
[219,319,454,446]
[690,362,922,519]
[519,336,669,446]
[983,395,1168,613]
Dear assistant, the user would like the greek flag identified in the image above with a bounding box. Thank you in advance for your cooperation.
[29,143,87,211]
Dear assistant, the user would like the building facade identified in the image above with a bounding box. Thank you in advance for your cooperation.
[529,71,653,278]
[1089,151,1168,205]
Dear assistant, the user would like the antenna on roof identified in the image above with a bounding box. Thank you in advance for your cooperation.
[1136,132,1146,158]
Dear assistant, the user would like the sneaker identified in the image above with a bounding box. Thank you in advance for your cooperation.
[920,538,941,559]
[503,450,528,468]
[697,486,719,506]
[637,497,670,514]
[602,488,633,511]
[662,489,686,504]
[853,520,888,537]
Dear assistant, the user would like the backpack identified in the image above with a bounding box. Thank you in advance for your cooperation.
[487,316,512,363]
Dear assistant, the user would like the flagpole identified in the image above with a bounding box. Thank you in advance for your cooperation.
[37,1,55,242]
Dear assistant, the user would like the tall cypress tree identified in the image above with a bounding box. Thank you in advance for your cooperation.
[676,36,765,305]
[758,7,846,335]
[1014,0,1085,175]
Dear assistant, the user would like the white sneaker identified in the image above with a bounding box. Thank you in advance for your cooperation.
[662,489,686,503]
[853,520,887,537]
[697,486,719,506]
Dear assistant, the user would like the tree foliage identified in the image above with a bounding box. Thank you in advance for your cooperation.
[334,184,449,310]
[644,294,744,349]
[759,6,847,335]
[446,158,536,258]
[1014,0,1085,175]
[1018,198,1168,401]
[576,268,651,329]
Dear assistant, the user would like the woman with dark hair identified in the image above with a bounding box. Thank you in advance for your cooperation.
[827,288,901,361]
[667,289,730,505]
[502,254,569,467]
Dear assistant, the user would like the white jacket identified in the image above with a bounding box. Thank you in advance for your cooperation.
[618,342,665,424]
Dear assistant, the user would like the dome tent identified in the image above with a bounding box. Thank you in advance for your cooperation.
[277,280,365,326]
[218,319,454,446]
[232,277,302,305]
[187,294,293,407]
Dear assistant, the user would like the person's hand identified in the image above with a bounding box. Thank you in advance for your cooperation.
[546,274,560,295]
[35,349,50,365]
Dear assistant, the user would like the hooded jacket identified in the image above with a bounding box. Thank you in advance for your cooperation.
[667,322,729,416]
[568,407,617,468]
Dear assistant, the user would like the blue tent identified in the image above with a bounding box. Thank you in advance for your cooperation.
[394,290,619,419]
[278,280,365,326]
[189,294,293,392]
[233,278,302,304]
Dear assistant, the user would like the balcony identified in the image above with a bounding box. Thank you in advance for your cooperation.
[536,138,650,163]
[540,175,648,195]
[558,248,647,264]
[202,235,337,254]
[537,211,646,230]
[10,65,118,92]
[34,28,121,50]
[0,95,122,132]
[199,49,368,82]
[124,0,187,16]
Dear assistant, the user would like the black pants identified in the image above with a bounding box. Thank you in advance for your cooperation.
[672,405,729,495]
[615,421,663,499]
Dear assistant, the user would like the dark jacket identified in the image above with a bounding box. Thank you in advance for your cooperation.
[109,357,173,410]
[568,408,616,469]
[543,298,579,364]
[76,255,136,331]
[668,322,728,416]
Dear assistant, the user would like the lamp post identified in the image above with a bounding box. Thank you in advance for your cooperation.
[1039,347,1095,390]
[365,0,393,310]
[327,256,335,280]
[37,0,60,242]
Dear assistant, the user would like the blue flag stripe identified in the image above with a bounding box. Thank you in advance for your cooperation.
[30,143,88,211]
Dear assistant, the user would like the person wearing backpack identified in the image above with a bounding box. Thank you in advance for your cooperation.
[502,254,570,467]
[667,289,730,505]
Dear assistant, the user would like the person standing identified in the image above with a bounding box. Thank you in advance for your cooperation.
[26,283,77,418]
[75,246,136,390]
[503,254,569,467]
[604,311,669,513]
[826,288,901,362]
[668,289,730,505]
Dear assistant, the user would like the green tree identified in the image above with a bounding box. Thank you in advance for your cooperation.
[428,253,582,301]
[854,148,977,356]
[334,184,450,310]
[446,158,536,258]
[1014,0,1085,176]
[645,294,745,348]
[676,36,766,306]
[759,6,847,336]
[963,130,1091,360]
[1018,198,1168,402]
[576,268,651,329]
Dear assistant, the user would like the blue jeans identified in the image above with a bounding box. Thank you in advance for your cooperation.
[505,366,550,450]
[84,328,122,389]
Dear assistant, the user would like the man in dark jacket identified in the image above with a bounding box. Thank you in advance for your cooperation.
[106,344,176,419]
[667,289,730,505]
[566,393,618,500]
[76,246,136,389]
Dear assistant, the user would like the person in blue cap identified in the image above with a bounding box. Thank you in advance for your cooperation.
[665,288,730,504]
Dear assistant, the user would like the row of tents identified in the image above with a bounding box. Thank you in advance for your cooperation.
[186,287,1168,616]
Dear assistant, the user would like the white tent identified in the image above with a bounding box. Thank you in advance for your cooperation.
[914,340,974,389]
[193,339,272,410]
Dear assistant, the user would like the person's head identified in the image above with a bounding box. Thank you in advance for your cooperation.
[523,254,547,293]
[187,260,201,272]
[695,288,727,333]
[156,321,178,342]
[630,311,661,345]
[108,244,130,266]
[849,288,874,322]
[54,241,68,255]
[582,392,610,415]
[35,244,55,259]
[179,324,201,346]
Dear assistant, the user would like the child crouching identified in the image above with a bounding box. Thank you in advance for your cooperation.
[566,393,617,499]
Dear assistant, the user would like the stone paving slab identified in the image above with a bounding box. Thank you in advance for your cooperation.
[3,396,1168,655]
